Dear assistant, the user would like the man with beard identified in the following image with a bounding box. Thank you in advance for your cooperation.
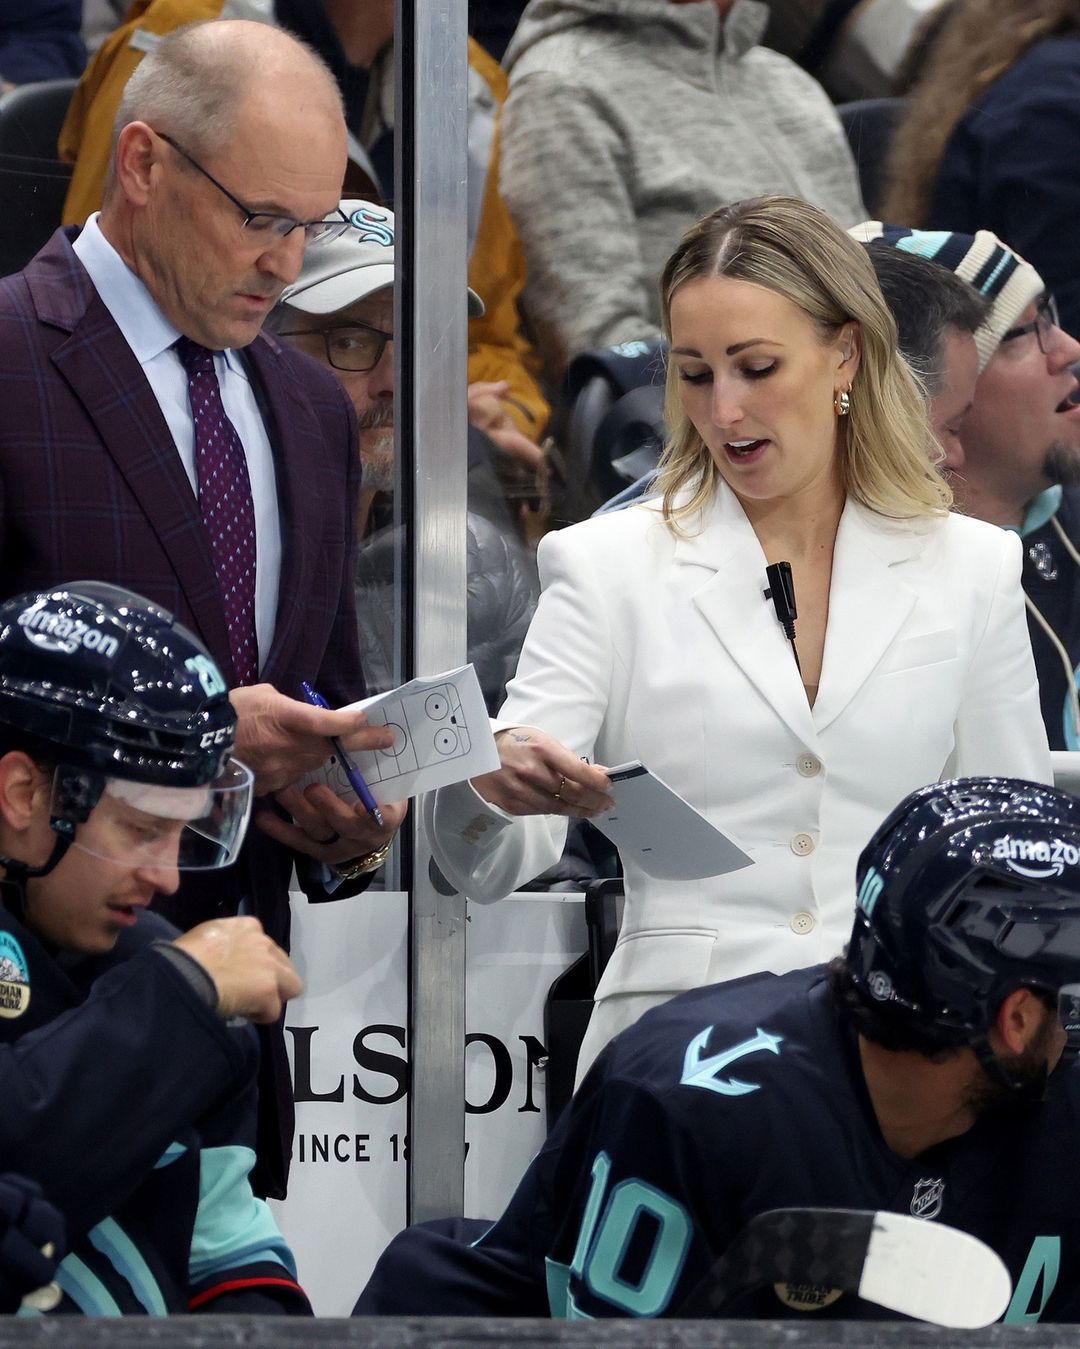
[853,225,1080,750]
[356,776,1080,1323]
[270,200,539,712]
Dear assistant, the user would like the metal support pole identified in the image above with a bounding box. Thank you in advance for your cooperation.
[396,0,470,1223]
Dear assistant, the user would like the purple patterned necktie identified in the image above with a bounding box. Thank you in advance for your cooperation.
[175,337,259,686]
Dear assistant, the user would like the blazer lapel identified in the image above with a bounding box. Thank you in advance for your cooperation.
[676,485,818,746]
[29,232,232,668]
[812,500,928,734]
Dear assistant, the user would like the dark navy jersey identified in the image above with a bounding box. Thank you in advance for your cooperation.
[358,966,1080,1323]
[0,903,309,1316]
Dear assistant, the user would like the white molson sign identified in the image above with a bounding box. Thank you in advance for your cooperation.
[17,606,118,658]
[272,890,586,1315]
[991,834,1080,880]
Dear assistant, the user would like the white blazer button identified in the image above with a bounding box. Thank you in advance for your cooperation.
[790,911,816,935]
[790,832,815,856]
[796,753,822,777]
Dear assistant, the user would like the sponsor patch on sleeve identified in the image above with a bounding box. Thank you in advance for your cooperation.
[0,931,30,1018]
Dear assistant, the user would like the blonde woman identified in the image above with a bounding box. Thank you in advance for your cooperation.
[883,0,1080,334]
[426,196,1051,1080]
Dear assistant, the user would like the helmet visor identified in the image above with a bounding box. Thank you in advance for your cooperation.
[61,758,253,871]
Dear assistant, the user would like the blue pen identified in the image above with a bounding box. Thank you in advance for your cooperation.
[301,680,386,829]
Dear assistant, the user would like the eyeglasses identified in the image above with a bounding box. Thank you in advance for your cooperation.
[1002,293,1061,355]
[277,321,393,373]
[156,132,350,243]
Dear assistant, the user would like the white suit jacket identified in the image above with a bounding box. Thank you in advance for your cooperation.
[427,485,1051,1010]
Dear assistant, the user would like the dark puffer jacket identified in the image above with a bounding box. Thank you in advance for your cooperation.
[0,0,85,83]
[928,35,1080,339]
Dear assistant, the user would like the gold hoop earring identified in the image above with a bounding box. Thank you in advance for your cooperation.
[833,388,851,418]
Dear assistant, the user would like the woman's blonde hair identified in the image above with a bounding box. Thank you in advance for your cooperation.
[883,0,1080,226]
[655,195,951,529]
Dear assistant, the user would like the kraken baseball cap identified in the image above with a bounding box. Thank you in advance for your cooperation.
[279,199,485,317]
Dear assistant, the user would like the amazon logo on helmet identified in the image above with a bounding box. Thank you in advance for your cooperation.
[990,834,1080,880]
[16,603,119,659]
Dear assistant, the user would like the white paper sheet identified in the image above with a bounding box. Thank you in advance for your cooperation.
[300,665,498,803]
[592,761,754,880]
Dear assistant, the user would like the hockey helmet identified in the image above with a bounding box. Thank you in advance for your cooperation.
[0,582,252,875]
[847,777,1080,1052]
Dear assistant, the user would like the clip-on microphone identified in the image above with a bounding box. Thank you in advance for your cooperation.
[764,561,801,675]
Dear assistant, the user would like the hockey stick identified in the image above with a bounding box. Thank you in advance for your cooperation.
[677,1207,1011,1327]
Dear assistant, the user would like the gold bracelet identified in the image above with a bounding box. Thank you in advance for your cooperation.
[332,840,393,881]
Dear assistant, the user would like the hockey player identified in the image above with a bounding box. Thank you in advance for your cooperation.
[0,581,309,1315]
[358,776,1080,1323]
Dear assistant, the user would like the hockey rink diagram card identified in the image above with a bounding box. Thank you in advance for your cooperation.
[302,665,498,804]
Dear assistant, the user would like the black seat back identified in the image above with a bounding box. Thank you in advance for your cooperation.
[0,80,78,279]
[0,78,78,159]
[837,97,906,218]
[0,154,72,279]
[553,339,667,522]
[543,878,624,1125]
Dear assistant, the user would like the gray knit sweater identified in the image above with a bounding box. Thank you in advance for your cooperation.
[501,0,866,375]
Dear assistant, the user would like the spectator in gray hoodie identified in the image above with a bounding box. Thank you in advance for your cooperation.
[500,0,866,378]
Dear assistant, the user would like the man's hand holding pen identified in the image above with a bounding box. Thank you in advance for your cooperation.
[252,680,407,865]
[301,681,387,828]
[229,683,391,795]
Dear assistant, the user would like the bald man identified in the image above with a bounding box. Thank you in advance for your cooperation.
[0,19,405,1197]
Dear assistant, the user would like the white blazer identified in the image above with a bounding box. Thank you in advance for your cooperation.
[427,485,1051,1030]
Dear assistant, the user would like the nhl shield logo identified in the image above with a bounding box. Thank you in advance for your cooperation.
[910,1177,944,1220]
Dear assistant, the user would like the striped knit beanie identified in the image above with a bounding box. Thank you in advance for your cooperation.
[849,222,1045,371]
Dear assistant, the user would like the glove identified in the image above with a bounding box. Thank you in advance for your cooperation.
[0,1173,65,1313]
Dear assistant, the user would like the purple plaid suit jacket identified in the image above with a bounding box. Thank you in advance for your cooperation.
[0,229,367,1195]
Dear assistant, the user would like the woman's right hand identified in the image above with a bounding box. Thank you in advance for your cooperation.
[472,727,615,818]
